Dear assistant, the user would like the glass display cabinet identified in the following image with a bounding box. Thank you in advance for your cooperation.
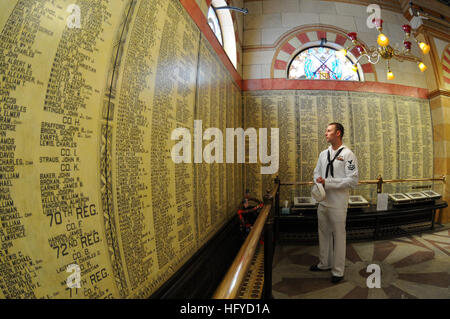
[275,176,447,241]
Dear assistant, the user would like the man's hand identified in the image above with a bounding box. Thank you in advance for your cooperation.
[316,177,325,186]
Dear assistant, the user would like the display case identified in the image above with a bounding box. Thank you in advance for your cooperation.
[275,176,447,241]
[348,195,370,208]
[388,193,412,203]
[293,196,316,207]
[421,190,441,199]
[283,177,445,212]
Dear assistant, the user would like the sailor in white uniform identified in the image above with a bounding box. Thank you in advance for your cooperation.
[310,122,358,283]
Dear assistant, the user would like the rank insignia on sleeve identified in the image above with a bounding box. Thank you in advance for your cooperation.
[347,160,355,170]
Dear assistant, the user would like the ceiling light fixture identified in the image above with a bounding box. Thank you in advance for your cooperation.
[339,19,430,80]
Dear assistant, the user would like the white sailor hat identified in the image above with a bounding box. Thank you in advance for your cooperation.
[311,183,326,202]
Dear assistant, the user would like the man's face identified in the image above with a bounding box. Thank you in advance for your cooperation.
[325,125,340,143]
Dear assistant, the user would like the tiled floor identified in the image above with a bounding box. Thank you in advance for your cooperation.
[272,228,450,299]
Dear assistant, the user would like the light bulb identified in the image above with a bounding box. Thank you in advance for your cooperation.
[418,62,427,72]
[377,33,389,47]
[419,42,430,54]
[337,49,347,58]
[387,70,394,80]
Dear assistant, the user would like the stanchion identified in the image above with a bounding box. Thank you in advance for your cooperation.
[263,189,274,299]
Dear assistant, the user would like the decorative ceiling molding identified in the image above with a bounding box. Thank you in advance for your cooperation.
[400,0,450,32]
[400,0,450,18]
[242,78,429,99]
[428,89,450,99]
[415,23,450,42]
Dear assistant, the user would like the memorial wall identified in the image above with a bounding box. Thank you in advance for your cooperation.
[0,0,243,298]
[0,0,438,300]
[243,90,433,203]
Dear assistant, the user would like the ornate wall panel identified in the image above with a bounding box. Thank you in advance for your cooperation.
[243,90,433,203]
[0,0,242,299]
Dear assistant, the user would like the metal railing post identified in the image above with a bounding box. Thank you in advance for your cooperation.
[275,176,280,217]
[263,189,274,299]
[213,183,278,299]
[377,175,383,193]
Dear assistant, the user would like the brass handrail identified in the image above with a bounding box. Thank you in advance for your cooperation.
[212,175,445,298]
[212,183,279,299]
[280,175,446,185]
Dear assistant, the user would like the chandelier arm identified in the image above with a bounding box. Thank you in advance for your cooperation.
[392,49,404,61]
[365,50,380,64]
[356,45,375,64]
[343,19,429,79]
[393,51,421,63]
[357,53,368,63]
[412,56,421,63]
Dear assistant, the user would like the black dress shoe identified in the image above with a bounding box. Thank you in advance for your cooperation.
[310,264,331,271]
[331,275,344,283]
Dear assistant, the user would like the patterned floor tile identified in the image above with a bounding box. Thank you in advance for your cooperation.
[272,227,450,299]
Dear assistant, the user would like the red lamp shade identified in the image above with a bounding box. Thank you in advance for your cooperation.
[347,32,358,41]
[402,24,411,34]
[372,18,383,28]
[403,41,412,50]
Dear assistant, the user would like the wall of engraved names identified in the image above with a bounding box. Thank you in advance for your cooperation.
[0,0,243,299]
[243,90,433,204]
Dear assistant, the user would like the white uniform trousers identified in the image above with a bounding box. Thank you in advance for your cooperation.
[316,205,347,277]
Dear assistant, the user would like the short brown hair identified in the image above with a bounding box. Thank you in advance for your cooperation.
[329,122,344,139]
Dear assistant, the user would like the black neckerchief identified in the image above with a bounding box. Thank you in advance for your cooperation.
[325,147,344,178]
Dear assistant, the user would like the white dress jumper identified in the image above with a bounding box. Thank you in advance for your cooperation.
[313,145,359,277]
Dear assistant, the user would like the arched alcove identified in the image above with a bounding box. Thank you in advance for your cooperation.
[288,46,362,81]
[270,25,377,81]
[442,44,450,89]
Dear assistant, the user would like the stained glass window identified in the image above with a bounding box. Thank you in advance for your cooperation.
[207,7,223,46]
[288,46,360,81]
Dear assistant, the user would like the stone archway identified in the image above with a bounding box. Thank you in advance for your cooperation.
[270,24,377,81]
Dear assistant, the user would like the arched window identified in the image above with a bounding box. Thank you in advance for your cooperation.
[207,6,223,46]
[288,46,361,81]
[207,1,237,69]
